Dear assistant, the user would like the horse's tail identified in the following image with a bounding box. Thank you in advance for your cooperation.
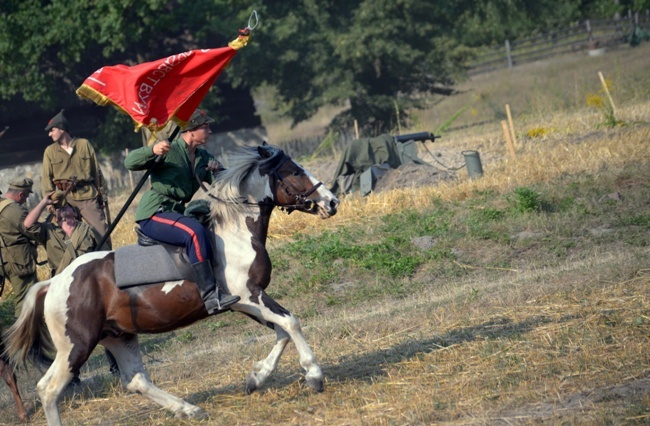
[2,280,55,369]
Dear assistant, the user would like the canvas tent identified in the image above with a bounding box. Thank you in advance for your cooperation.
[330,134,427,196]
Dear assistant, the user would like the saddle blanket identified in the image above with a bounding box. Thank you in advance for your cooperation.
[114,244,192,288]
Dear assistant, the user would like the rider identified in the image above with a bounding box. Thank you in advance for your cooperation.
[124,109,240,315]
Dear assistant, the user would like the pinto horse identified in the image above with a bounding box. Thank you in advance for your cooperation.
[3,144,339,426]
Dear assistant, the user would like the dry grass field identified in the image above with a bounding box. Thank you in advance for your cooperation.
[1,43,649,425]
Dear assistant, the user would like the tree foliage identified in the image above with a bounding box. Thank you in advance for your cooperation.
[234,1,470,135]
[0,0,246,152]
[1,0,649,148]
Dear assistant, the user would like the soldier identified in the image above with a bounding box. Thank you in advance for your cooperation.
[42,109,111,249]
[124,109,239,315]
[23,191,100,277]
[23,191,119,382]
[0,178,39,317]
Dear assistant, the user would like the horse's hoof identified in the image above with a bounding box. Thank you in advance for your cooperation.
[305,377,324,393]
[175,406,208,420]
[245,374,259,394]
[191,408,209,420]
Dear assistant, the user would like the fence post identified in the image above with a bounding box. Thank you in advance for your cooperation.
[505,39,513,69]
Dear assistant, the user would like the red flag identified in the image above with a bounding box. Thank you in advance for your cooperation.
[76,32,250,132]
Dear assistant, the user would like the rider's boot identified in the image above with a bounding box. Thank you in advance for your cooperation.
[191,260,240,315]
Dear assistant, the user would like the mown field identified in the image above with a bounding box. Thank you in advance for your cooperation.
[1,43,649,425]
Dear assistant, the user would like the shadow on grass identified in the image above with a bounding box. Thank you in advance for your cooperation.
[182,313,580,406]
[323,314,579,385]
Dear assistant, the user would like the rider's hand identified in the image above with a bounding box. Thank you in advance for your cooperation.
[153,140,171,156]
[206,160,223,173]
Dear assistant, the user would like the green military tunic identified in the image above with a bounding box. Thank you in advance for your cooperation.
[124,137,217,221]
[42,138,106,201]
[0,197,38,316]
[28,220,99,276]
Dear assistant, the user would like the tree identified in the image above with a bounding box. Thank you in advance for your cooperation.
[235,1,470,136]
[0,0,252,153]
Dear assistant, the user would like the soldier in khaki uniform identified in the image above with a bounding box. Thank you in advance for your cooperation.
[0,178,39,317]
[42,109,111,249]
[23,190,119,381]
[24,191,100,277]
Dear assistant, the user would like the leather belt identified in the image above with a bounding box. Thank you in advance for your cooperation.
[53,180,92,192]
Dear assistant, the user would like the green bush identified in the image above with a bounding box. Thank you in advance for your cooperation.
[509,187,542,213]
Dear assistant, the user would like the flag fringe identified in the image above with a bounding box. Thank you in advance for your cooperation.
[76,84,145,130]
[228,34,250,51]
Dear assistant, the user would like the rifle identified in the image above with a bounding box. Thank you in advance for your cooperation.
[393,132,439,143]
[103,197,112,227]
[0,237,6,298]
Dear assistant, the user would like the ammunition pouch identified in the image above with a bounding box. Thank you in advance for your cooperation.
[53,179,92,192]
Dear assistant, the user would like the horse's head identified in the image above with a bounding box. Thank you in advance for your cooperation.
[206,144,339,220]
[257,144,339,218]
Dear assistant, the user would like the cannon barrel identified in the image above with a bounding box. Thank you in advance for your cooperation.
[393,132,438,143]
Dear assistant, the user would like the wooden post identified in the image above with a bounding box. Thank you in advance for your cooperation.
[354,120,360,139]
[501,120,516,160]
[598,71,617,114]
[505,39,513,69]
[505,104,518,148]
[125,148,134,191]
[585,19,593,44]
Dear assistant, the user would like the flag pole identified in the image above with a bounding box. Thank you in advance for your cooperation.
[96,127,179,250]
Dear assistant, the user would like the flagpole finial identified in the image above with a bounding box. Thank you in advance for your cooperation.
[247,10,259,32]
[230,10,258,50]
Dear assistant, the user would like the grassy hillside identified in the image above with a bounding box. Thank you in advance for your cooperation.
[1,44,649,425]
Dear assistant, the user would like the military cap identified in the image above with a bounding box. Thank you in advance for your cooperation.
[51,190,67,209]
[184,109,215,131]
[8,177,34,193]
[45,109,69,132]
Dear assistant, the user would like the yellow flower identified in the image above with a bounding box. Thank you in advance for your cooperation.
[526,127,549,138]
[586,93,604,109]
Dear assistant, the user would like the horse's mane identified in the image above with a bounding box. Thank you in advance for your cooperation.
[203,144,284,222]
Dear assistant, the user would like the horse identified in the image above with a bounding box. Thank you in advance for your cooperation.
[3,144,340,426]
[1,337,29,422]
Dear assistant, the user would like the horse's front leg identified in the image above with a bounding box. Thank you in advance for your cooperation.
[234,290,324,393]
[243,325,290,394]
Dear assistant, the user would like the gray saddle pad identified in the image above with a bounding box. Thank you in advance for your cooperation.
[114,244,193,288]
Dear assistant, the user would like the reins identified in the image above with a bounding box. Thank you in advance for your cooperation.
[268,155,322,213]
[197,152,323,213]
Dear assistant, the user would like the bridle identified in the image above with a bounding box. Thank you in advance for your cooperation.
[267,154,322,214]
[201,152,323,214]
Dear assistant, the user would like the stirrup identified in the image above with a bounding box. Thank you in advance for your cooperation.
[205,293,240,315]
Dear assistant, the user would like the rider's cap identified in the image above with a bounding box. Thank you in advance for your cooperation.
[184,109,215,132]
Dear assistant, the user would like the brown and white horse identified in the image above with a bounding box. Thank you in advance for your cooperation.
[3,144,339,425]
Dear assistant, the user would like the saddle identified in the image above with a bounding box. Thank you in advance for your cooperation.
[113,227,194,288]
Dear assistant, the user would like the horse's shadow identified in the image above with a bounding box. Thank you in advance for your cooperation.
[184,313,579,406]
[322,314,570,385]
